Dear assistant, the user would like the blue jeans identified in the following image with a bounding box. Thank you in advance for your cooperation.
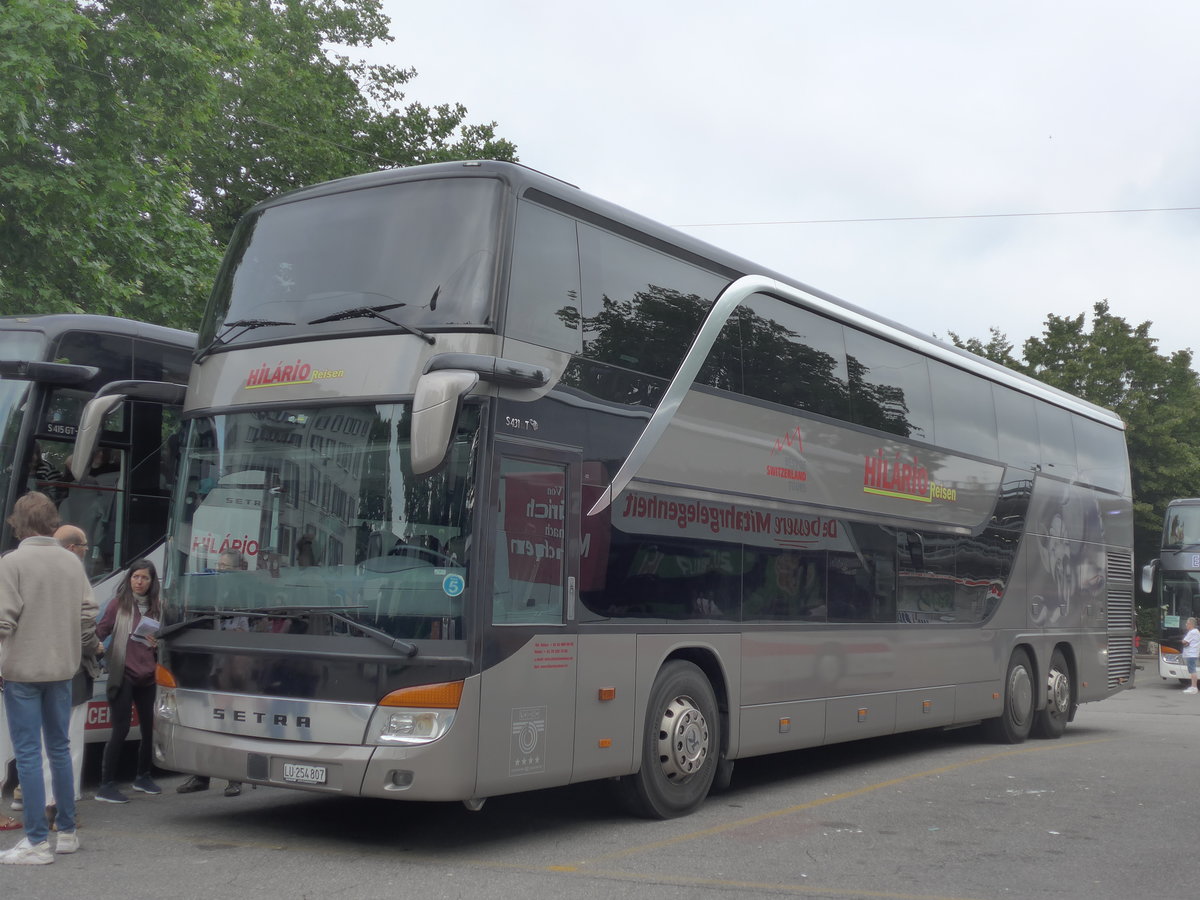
[4,679,76,843]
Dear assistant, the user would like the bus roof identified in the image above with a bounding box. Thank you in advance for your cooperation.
[0,314,196,349]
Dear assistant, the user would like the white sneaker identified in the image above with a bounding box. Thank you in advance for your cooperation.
[55,831,79,854]
[0,836,54,865]
[1184,687,1198,694]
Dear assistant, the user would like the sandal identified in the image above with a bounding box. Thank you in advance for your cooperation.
[0,815,20,831]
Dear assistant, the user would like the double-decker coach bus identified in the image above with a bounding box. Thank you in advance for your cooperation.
[96,161,1132,818]
[0,314,194,744]
[1141,498,1200,684]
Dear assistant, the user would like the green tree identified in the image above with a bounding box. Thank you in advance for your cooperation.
[0,0,517,330]
[0,0,237,325]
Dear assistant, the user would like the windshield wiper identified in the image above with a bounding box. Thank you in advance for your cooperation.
[308,303,435,345]
[158,609,221,638]
[196,319,295,363]
[258,605,419,657]
[160,605,418,657]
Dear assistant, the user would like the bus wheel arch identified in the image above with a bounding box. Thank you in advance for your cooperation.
[617,657,723,818]
[1032,645,1076,739]
[983,645,1035,744]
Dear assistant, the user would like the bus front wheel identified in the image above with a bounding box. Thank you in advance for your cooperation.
[983,648,1034,744]
[1032,648,1074,739]
[618,660,720,819]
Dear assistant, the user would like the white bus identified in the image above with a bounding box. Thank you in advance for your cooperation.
[1140,498,1200,684]
[83,162,1132,817]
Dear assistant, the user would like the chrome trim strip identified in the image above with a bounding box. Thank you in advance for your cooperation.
[588,273,1122,515]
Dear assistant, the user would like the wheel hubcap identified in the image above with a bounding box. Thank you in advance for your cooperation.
[1009,665,1033,725]
[1047,667,1070,714]
[657,696,710,782]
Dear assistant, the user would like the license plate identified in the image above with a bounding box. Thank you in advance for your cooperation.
[282,763,327,785]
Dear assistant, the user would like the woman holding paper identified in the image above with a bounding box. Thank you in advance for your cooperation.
[95,560,162,804]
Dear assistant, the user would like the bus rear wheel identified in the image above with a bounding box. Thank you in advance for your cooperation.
[983,648,1034,743]
[1032,648,1074,739]
[617,660,720,819]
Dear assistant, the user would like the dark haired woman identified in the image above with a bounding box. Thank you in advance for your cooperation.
[95,560,162,804]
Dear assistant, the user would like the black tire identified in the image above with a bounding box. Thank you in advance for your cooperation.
[711,755,735,794]
[617,660,720,819]
[1032,648,1074,739]
[983,648,1034,744]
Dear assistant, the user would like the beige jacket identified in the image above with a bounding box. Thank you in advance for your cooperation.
[0,535,98,682]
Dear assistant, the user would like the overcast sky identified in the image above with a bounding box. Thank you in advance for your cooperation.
[361,1,1199,357]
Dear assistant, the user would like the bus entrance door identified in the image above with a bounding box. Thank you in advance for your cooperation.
[475,446,581,797]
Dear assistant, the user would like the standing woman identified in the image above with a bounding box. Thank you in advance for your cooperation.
[95,559,163,803]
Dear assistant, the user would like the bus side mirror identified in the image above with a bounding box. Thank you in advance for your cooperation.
[70,394,125,480]
[70,380,187,480]
[410,370,478,476]
[1140,559,1158,594]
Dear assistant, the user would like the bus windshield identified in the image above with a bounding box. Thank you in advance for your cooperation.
[0,331,46,484]
[167,403,480,643]
[1164,506,1200,550]
[200,177,504,350]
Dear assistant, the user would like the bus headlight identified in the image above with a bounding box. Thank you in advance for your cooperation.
[365,681,463,747]
[156,688,178,724]
[155,664,179,723]
[1164,651,1183,665]
[367,708,456,745]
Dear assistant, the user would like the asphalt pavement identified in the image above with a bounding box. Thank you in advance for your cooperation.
[0,656,1193,900]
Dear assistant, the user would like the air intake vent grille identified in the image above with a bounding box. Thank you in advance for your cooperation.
[1106,549,1135,690]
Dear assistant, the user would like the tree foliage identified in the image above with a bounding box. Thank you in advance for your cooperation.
[0,0,517,330]
[953,301,1200,568]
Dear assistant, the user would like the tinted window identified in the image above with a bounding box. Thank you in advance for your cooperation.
[733,294,850,419]
[49,332,133,439]
[897,530,955,623]
[928,359,999,459]
[994,387,1040,470]
[53,331,133,384]
[133,340,192,385]
[203,178,503,347]
[697,311,744,395]
[742,549,827,621]
[494,457,566,625]
[898,528,1009,624]
[844,331,933,440]
[1073,416,1128,493]
[1035,403,1078,481]
[578,224,727,381]
[506,201,581,353]
[829,523,896,622]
